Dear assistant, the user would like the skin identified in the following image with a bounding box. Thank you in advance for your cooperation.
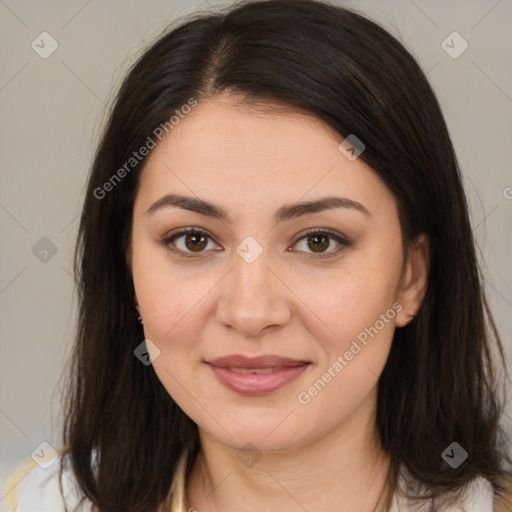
[130,94,429,512]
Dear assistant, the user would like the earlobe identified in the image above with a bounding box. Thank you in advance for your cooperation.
[395,233,429,327]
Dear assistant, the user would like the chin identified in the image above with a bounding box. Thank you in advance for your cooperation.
[201,411,308,453]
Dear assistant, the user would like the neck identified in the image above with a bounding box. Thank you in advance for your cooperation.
[186,390,391,512]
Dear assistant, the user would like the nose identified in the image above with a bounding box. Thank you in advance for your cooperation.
[216,246,291,338]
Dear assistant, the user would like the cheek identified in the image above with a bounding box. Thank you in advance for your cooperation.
[131,237,209,340]
[133,261,209,407]
[304,281,397,402]
[296,282,397,416]
[303,255,402,353]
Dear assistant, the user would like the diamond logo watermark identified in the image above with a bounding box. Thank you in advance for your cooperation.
[441,32,468,59]
[338,134,365,161]
[32,237,58,263]
[236,236,263,264]
[442,442,468,468]
[237,442,262,468]
[31,441,58,469]
[134,339,161,366]
[31,32,59,59]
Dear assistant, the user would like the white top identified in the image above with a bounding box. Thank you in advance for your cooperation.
[4,451,497,512]
[5,454,85,512]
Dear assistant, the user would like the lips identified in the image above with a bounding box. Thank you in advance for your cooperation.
[205,354,311,395]
[206,354,309,369]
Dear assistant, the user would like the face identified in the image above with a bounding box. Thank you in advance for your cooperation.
[130,95,427,452]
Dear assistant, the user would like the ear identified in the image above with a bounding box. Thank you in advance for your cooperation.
[395,233,429,327]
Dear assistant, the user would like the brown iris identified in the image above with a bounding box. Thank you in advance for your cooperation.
[184,233,208,252]
[307,233,330,253]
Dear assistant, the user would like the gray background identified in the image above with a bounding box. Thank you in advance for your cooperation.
[1,0,511,506]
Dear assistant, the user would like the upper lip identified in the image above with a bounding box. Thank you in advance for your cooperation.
[206,354,309,369]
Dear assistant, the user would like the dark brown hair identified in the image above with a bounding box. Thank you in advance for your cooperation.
[59,0,512,510]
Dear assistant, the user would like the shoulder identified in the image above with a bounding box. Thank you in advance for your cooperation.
[390,472,497,511]
[462,476,495,511]
[447,474,512,512]
[450,474,512,512]
[4,451,87,512]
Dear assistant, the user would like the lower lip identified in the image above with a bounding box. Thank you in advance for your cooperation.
[206,363,310,395]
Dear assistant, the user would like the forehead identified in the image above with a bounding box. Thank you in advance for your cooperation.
[150,97,340,167]
[136,97,397,219]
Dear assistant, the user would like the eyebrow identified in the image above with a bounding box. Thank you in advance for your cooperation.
[145,193,371,223]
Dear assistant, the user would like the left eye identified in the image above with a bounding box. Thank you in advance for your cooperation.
[292,229,350,257]
[162,228,350,258]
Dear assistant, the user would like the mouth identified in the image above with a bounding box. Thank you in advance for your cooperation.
[223,367,288,374]
[205,354,311,395]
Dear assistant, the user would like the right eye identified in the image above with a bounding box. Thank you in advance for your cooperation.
[161,227,220,258]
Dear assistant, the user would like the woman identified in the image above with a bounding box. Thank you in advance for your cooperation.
[5,0,512,510]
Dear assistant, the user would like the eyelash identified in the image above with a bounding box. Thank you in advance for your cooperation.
[161,227,351,260]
